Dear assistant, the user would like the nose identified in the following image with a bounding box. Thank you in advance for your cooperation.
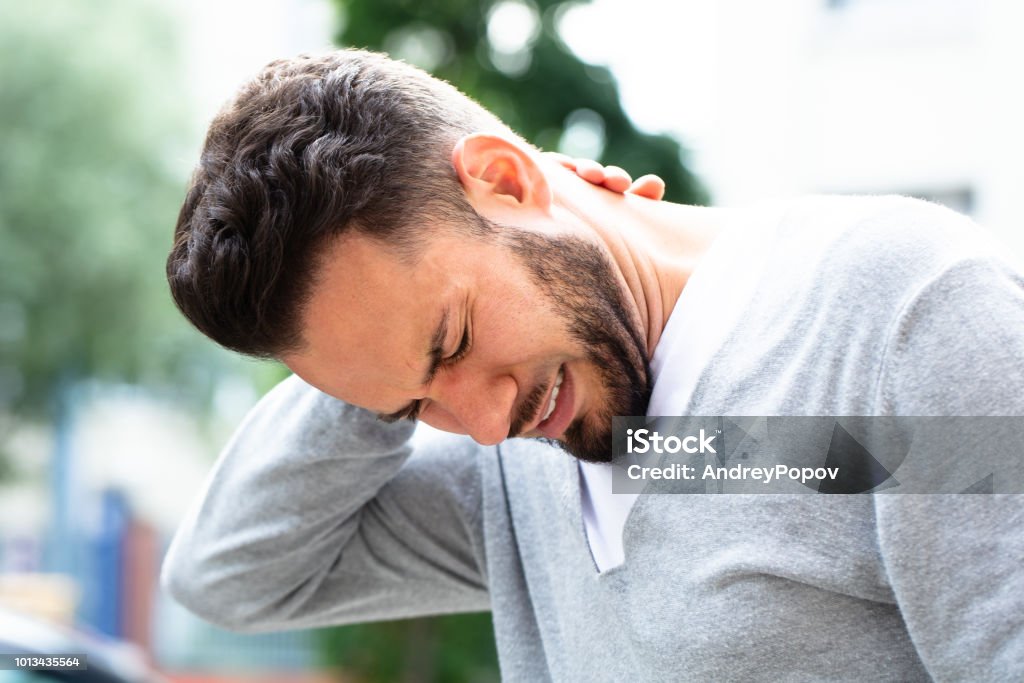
[425,366,518,446]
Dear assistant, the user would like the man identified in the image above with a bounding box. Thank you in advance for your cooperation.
[163,50,1024,680]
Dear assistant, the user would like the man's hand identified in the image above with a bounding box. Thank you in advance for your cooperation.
[546,152,666,201]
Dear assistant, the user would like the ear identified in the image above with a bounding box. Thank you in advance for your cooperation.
[451,133,552,211]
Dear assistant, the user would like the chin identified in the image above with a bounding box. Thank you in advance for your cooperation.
[557,415,615,464]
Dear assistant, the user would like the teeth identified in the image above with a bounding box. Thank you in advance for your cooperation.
[541,368,565,423]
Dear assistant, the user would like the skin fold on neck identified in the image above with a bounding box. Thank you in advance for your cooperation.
[542,160,732,358]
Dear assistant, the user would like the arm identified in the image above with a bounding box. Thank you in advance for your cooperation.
[872,256,1024,679]
[161,374,489,632]
[161,158,658,632]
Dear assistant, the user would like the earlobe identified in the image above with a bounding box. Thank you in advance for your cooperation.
[452,133,552,210]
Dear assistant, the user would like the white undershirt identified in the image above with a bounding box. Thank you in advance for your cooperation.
[578,210,775,572]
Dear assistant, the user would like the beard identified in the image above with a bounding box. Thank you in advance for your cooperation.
[497,226,653,463]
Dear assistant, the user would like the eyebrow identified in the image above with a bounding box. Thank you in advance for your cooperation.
[375,307,450,423]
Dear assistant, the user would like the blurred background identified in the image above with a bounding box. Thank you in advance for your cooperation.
[1,0,1022,681]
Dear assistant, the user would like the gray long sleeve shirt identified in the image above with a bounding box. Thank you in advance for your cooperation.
[162,195,1024,681]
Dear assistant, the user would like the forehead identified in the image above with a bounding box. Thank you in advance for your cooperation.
[284,229,472,405]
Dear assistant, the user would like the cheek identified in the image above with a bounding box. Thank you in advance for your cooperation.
[478,313,555,365]
[418,403,468,436]
[476,287,566,357]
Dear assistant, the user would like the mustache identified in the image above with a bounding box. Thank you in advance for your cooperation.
[508,376,551,438]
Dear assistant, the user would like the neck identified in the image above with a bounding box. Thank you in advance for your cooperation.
[547,169,730,358]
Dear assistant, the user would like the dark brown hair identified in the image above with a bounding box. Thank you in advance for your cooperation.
[167,49,507,358]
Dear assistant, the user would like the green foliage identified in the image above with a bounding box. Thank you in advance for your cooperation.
[317,613,500,683]
[0,0,244,423]
[336,0,706,205]
[318,0,706,680]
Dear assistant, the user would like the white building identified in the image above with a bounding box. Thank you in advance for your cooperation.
[569,0,1024,258]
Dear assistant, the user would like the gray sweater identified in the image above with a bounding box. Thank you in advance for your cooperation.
[162,196,1024,681]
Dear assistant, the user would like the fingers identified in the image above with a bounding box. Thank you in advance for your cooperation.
[543,151,665,200]
[569,158,633,194]
[628,174,666,201]
[573,158,607,185]
[600,166,633,193]
[545,152,576,171]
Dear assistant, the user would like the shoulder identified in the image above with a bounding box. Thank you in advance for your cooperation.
[766,195,1002,312]
[874,255,1024,416]
[778,194,989,271]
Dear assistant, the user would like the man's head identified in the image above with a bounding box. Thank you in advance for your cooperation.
[168,49,651,462]
[167,49,508,357]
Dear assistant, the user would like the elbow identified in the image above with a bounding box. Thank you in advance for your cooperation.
[159,544,266,633]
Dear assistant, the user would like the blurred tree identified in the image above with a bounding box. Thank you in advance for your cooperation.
[318,613,500,683]
[0,0,256,471]
[338,0,706,205]
[319,0,706,680]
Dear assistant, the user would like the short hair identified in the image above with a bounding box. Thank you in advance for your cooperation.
[167,49,509,358]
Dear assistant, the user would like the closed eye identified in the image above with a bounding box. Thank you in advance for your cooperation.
[377,403,420,423]
[378,322,471,425]
[442,323,472,367]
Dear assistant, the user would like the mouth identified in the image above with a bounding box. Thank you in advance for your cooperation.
[533,364,575,439]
